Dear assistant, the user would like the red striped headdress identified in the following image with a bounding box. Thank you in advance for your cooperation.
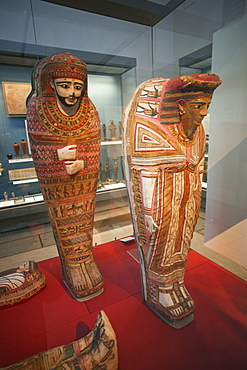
[161,74,222,124]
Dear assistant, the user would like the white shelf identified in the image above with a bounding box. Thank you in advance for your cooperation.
[0,183,126,209]
[0,194,44,209]
[9,157,33,163]
[12,178,38,185]
[97,182,126,192]
[0,200,15,208]
[101,140,122,146]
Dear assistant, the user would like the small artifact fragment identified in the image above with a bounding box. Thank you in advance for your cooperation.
[118,121,122,139]
[109,120,117,140]
[102,123,107,140]
[113,154,119,183]
[20,139,28,157]
[3,191,8,201]
[13,142,19,158]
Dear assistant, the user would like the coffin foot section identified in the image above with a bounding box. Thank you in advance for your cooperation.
[145,278,195,328]
[64,280,104,301]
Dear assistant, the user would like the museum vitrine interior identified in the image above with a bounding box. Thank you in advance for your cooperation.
[0,1,217,228]
[0,45,135,218]
[0,0,247,368]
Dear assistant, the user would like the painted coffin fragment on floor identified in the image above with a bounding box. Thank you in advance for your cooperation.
[26,53,103,300]
[123,74,221,326]
[3,310,118,370]
[0,261,46,307]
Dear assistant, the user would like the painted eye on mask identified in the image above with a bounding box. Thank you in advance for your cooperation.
[190,104,203,109]
[74,85,83,91]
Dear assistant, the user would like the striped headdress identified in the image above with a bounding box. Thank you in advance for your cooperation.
[37,52,88,98]
[161,74,222,124]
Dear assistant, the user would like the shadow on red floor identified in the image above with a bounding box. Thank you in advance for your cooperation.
[0,239,247,369]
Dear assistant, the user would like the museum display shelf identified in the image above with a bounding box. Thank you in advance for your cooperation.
[8,157,33,163]
[3,138,124,191]
[10,178,39,185]
[101,140,122,146]
[0,182,126,209]
[0,194,43,209]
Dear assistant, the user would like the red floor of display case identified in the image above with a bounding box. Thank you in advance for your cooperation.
[1,239,247,369]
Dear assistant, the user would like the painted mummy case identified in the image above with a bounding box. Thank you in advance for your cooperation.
[123,74,221,326]
[0,261,46,307]
[26,53,103,300]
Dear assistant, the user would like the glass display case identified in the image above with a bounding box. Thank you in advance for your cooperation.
[1,2,247,369]
[0,0,246,266]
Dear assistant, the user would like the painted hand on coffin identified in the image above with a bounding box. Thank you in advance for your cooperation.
[57,145,84,175]
[65,160,84,175]
[145,214,159,234]
[57,145,77,160]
